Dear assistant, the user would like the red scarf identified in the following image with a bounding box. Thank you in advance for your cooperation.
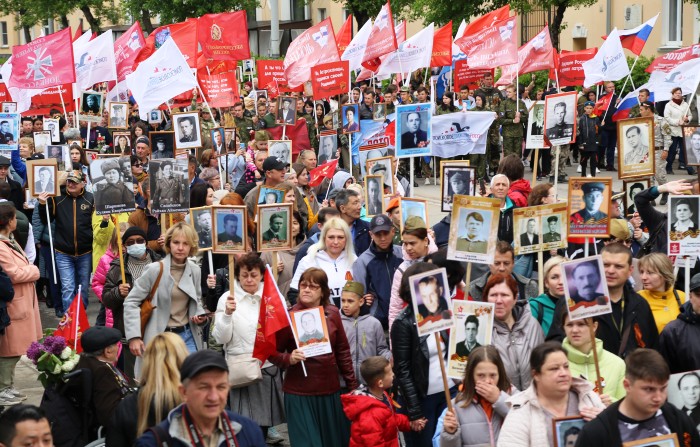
[673,98,683,105]
[476,395,494,421]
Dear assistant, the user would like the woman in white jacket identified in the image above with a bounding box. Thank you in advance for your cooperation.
[664,87,694,175]
[290,217,356,307]
[212,253,285,443]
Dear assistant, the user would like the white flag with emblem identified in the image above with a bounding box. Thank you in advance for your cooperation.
[73,30,118,91]
[431,111,497,157]
[647,58,700,102]
[342,20,372,71]
[582,28,629,86]
[376,24,434,76]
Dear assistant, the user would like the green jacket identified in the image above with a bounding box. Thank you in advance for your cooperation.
[498,98,527,137]
[529,293,558,337]
[234,116,254,143]
[563,338,627,402]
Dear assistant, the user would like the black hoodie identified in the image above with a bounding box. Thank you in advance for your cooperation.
[659,301,700,374]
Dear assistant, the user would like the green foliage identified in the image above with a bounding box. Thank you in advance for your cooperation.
[399,0,507,29]
[0,0,121,33]
[120,0,259,27]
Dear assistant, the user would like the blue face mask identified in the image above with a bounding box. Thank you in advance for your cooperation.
[126,243,146,258]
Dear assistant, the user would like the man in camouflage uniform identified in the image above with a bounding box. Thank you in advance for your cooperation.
[232,102,254,144]
[628,88,650,119]
[475,72,503,175]
[498,85,527,158]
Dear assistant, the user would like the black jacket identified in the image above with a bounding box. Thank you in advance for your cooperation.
[390,305,449,421]
[634,186,666,254]
[205,266,231,312]
[352,218,371,256]
[201,253,229,311]
[548,283,658,358]
[432,214,450,248]
[40,191,94,255]
[575,401,700,447]
[659,301,700,374]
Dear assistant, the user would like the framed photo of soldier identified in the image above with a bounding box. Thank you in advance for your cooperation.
[400,198,428,233]
[112,132,131,154]
[47,145,70,171]
[318,132,338,165]
[552,416,585,447]
[43,118,61,143]
[108,102,129,129]
[408,267,453,337]
[190,206,214,251]
[172,112,202,150]
[667,195,700,258]
[446,301,495,380]
[395,103,432,158]
[27,159,59,197]
[33,131,51,155]
[365,175,384,217]
[561,256,612,321]
[0,113,19,151]
[276,96,297,125]
[89,156,136,215]
[210,127,226,153]
[149,158,190,213]
[1,102,17,113]
[373,103,387,121]
[243,58,255,73]
[257,186,285,206]
[623,179,650,217]
[212,206,247,254]
[257,203,292,252]
[621,434,680,447]
[666,370,700,431]
[441,163,475,212]
[150,132,175,160]
[567,177,612,238]
[526,101,549,149]
[224,128,237,152]
[148,109,163,125]
[617,117,654,179]
[341,104,360,134]
[543,91,577,147]
[513,203,568,255]
[682,125,700,166]
[364,155,395,194]
[360,146,389,177]
[268,140,292,166]
[290,306,332,358]
[447,196,500,264]
[79,90,104,123]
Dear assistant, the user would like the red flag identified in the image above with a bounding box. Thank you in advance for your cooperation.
[593,92,613,116]
[73,27,84,42]
[309,159,339,187]
[551,48,597,87]
[336,15,353,56]
[256,59,303,98]
[646,44,700,73]
[114,22,146,83]
[361,1,398,71]
[53,292,90,353]
[26,84,75,117]
[456,16,518,69]
[197,12,250,61]
[10,28,75,89]
[463,5,510,36]
[135,19,198,69]
[311,60,349,98]
[431,21,453,67]
[252,267,291,364]
[267,118,311,155]
[453,60,492,90]
[283,18,339,88]
[385,120,396,147]
[496,26,554,86]
[199,71,239,108]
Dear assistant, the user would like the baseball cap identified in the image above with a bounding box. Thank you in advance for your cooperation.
[691,273,700,292]
[400,86,410,93]
[66,170,85,183]
[180,350,228,381]
[0,156,10,167]
[370,214,393,232]
[262,157,288,172]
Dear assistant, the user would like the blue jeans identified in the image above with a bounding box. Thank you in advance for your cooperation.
[55,252,92,311]
[179,326,198,353]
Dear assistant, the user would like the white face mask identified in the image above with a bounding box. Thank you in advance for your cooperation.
[126,243,146,258]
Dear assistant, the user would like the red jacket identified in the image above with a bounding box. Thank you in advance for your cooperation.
[508,178,531,208]
[342,389,411,447]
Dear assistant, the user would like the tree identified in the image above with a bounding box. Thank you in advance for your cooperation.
[120,0,259,29]
[0,0,121,37]
[402,0,507,31]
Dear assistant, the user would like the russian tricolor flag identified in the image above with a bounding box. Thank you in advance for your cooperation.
[612,84,654,122]
[618,14,658,56]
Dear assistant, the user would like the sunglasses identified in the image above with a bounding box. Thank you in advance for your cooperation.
[125,238,146,246]
[133,162,143,167]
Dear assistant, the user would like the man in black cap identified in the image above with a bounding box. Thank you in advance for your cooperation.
[571,182,608,224]
[136,350,265,446]
[243,156,288,217]
[0,156,24,211]
[543,216,561,243]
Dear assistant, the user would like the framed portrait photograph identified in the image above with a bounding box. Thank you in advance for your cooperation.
[364,155,395,194]
[567,177,612,238]
[33,131,52,155]
[447,301,495,379]
[276,96,296,125]
[243,58,255,73]
[148,109,163,124]
[290,306,332,358]
[43,118,61,143]
[190,206,213,251]
[173,112,202,150]
[89,156,136,215]
[667,370,700,430]
[112,132,131,154]
[108,102,129,129]
[552,416,585,447]
[441,163,476,212]
[268,140,292,166]
[27,159,59,197]
[513,203,569,255]
[257,203,293,252]
[373,103,387,121]
[1,102,17,113]
[46,145,70,171]
[562,255,612,321]
[80,90,104,123]
[360,146,389,176]
[0,113,20,151]
[526,101,549,149]
[396,103,432,158]
[150,132,175,160]
[448,196,501,264]
[224,128,237,152]
[257,186,285,206]
[341,104,360,134]
[210,127,226,153]
[212,206,247,254]
[400,198,428,232]
[318,132,338,165]
[667,195,700,258]
[682,125,700,166]
[24,190,38,209]
[544,91,577,147]
[365,175,384,217]
[623,179,650,217]
[149,158,190,214]
[408,267,453,337]
[617,117,655,179]
[622,433,680,447]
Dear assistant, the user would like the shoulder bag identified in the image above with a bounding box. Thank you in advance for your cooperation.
[140,262,164,335]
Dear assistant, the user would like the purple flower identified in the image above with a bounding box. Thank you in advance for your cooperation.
[26,342,44,363]
[42,336,67,356]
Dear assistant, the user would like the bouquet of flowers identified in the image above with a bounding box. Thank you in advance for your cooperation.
[26,335,80,388]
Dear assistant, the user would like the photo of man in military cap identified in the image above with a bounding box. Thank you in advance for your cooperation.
[543,216,561,243]
[571,182,608,224]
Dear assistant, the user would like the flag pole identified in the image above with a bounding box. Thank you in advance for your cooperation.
[196,82,220,128]
[617,55,639,100]
[74,285,82,351]
[58,88,68,119]
[267,265,307,376]
[45,205,57,284]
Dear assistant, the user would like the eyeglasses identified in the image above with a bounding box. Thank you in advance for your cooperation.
[125,238,146,246]
[299,282,321,291]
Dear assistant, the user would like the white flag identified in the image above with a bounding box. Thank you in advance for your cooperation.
[452,20,467,62]
[431,111,497,157]
[342,20,372,71]
[73,30,118,91]
[376,24,434,76]
[582,28,630,86]
[126,38,198,120]
[647,58,700,102]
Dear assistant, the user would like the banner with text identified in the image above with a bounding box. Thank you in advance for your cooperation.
[311,61,349,98]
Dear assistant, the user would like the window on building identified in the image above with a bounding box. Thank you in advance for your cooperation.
[663,0,682,46]
[0,22,8,47]
[290,0,307,21]
[318,8,327,21]
[42,19,54,36]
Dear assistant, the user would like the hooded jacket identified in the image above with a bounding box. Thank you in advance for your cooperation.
[341,313,392,385]
[529,292,559,337]
[332,170,354,192]
[507,179,531,208]
[351,242,403,328]
[495,196,515,243]
[659,301,700,374]
[562,338,626,402]
[341,387,410,447]
[291,249,355,307]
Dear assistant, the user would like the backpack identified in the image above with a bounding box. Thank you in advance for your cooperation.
[40,369,96,447]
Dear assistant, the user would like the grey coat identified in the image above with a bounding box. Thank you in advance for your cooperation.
[440,390,511,447]
[469,272,539,302]
[340,313,391,385]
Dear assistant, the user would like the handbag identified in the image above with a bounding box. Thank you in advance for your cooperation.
[226,354,262,388]
[140,262,164,335]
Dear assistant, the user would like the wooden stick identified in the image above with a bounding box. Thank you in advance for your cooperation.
[207,250,214,276]
[587,319,604,394]
[537,250,544,295]
[113,215,126,284]
[272,252,279,282]
[45,205,57,284]
[161,214,167,235]
[532,148,539,185]
[464,262,472,298]
[229,255,235,297]
[435,333,454,412]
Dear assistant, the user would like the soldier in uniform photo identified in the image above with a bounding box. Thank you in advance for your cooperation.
[519,218,539,246]
[455,211,488,254]
[298,312,324,343]
[569,261,607,305]
[152,161,183,209]
[110,105,127,128]
[217,214,242,244]
[570,182,608,224]
[177,116,198,143]
[94,158,133,207]
[623,125,649,165]
[543,216,561,243]
[546,101,574,141]
[455,315,481,357]
[195,211,212,248]
[151,137,173,159]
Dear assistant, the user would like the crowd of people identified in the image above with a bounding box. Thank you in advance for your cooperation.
[0,71,699,447]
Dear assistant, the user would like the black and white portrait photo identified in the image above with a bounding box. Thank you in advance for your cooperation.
[150,132,175,160]
[365,175,383,217]
[360,148,389,176]
[90,157,136,215]
[148,109,162,124]
[409,267,453,337]
[277,96,296,125]
[191,206,213,250]
[318,133,337,165]
[243,58,255,73]
[684,126,700,166]
[667,370,700,432]
[519,217,540,247]
[669,196,699,235]
[32,131,51,155]
[542,215,562,243]
[373,103,386,121]
[210,128,226,153]
[0,114,19,150]
[618,118,654,179]
[1,102,17,113]
[364,155,394,194]
[113,132,131,154]
[441,165,475,212]
[624,180,649,216]
[149,158,189,213]
[447,301,495,379]
[212,206,247,253]
[108,102,128,129]
[29,163,58,197]
[173,113,202,149]
[526,101,547,149]
[47,145,69,171]
[544,91,577,146]
[258,203,292,252]
[43,119,60,143]
[562,256,612,321]
[268,140,292,166]
[80,91,104,122]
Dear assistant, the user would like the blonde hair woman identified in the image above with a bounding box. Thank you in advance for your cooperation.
[106,332,189,445]
[290,217,356,306]
[638,252,686,333]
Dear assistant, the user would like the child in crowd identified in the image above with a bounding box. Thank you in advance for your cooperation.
[340,281,391,385]
[577,101,600,178]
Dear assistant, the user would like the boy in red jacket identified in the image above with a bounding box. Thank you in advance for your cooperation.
[342,356,426,447]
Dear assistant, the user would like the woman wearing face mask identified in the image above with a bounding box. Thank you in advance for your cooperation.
[102,226,161,379]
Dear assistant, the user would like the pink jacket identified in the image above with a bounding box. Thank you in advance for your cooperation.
[92,247,118,328]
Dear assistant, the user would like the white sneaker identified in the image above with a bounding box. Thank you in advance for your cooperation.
[267,427,284,445]
[424,178,431,185]
[522,158,530,167]
[8,386,27,401]
[0,388,21,406]
[586,174,593,178]
[577,165,582,173]
[596,168,601,173]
